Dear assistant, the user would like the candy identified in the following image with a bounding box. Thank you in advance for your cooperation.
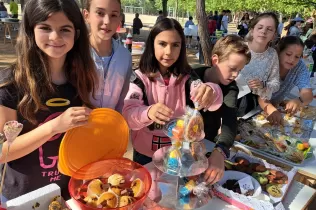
[179,180,196,197]
[297,143,305,151]
[172,126,184,139]
[176,119,184,128]
[303,142,310,149]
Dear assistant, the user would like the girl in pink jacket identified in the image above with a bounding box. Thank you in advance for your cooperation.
[123,18,223,165]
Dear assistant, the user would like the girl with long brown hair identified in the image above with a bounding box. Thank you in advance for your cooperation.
[0,0,97,201]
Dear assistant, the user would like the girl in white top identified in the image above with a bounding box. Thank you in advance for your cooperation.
[237,12,280,115]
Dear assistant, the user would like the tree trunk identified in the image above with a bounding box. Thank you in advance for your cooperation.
[162,0,168,17]
[196,0,212,65]
[20,0,25,11]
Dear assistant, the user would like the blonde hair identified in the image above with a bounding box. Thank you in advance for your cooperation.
[212,34,251,64]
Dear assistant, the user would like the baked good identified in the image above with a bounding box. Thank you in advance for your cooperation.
[251,163,267,172]
[97,192,119,208]
[184,115,204,142]
[266,184,283,198]
[118,196,136,207]
[108,174,125,186]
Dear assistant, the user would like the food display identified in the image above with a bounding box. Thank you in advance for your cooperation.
[75,174,145,209]
[159,106,208,177]
[237,111,313,165]
[225,154,293,200]
[279,101,316,120]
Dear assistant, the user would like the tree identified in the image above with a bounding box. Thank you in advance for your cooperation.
[162,0,168,17]
[196,0,212,65]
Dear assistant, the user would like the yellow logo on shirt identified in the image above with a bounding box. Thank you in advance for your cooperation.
[46,98,70,107]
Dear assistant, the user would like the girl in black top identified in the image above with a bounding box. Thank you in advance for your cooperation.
[193,35,251,185]
[0,0,97,200]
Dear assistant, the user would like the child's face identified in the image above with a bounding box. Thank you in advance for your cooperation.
[212,53,248,85]
[251,17,276,46]
[154,29,182,71]
[279,44,303,70]
[83,0,121,42]
[34,12,75,60]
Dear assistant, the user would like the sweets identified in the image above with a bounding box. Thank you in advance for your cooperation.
[77,174,145,208]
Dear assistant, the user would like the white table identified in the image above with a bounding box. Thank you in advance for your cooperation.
[143,140,316,210]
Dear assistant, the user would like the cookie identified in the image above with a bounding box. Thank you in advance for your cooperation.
[266,184,283,198]
[235,157,250,166]
[251,163,267,172]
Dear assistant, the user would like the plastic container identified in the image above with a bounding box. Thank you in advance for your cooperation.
[68,158,152,210]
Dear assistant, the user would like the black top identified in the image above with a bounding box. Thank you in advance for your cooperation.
[0,78,81,200]
[192,65,239,151]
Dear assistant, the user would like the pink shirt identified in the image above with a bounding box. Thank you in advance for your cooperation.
[123,70,223,157]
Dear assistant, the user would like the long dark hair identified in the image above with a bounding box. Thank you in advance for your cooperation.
[276,36,304,54]
[139,18,191,82]
[1,0,97,124]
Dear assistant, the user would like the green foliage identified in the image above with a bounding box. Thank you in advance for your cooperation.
[122,0,316,17]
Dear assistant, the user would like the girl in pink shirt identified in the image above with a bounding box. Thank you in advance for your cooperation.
[123,18,223,165]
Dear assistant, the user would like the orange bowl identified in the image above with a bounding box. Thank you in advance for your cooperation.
[68,158,152,210]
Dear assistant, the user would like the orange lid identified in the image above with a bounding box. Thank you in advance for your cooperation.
[58,108,129,178]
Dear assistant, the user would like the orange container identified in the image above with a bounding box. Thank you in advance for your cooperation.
[68,158,152,210]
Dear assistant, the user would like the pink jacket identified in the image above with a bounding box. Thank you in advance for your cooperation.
[123,70,223,157]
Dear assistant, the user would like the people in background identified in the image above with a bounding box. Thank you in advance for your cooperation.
[278,17,287,38]
[238,13,250,37]
[133,13,143,36]
[0,2,8,18]
[156,10,164,24]
[220,10,229,33]
[9,0,18,18]
[288,17,304,36]
[217,10,225,30]
[121,8,125,28]
[184,16,195,48]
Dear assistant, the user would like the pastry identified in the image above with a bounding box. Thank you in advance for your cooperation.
[109,186,122,196]
[256,114,266,121]
[118,196,136,207]
[83,194,98,208]
[131,178,145,198]
[251,163,267,172]
[87,179,104,196]
[108,174,125,186]
[97,191,119,208]
[184,115,204,142]
[266,184,283,198]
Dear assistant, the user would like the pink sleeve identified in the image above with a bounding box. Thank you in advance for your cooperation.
[123,83,154,130]
[190,80,223,111]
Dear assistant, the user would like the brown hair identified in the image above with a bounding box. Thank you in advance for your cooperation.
[212,34,251,64]
[246,12,279,42]
[84,0,121,11]
[0,0,97,124]
[277,36,304,54]
[139,18,191,82]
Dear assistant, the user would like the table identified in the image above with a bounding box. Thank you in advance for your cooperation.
[66,140,316,209]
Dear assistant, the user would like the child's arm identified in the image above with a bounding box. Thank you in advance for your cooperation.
[0,106,90,163]
[122,83,154,130]
[190,80,223,111]
[115,58,133,113]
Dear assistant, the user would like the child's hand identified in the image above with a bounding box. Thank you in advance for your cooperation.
[147,103,174,125]
[191,84,216,111]
[248,79,263,90]
[51,107,91,134]
[285,99,302,115]
[267,109,283,126]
